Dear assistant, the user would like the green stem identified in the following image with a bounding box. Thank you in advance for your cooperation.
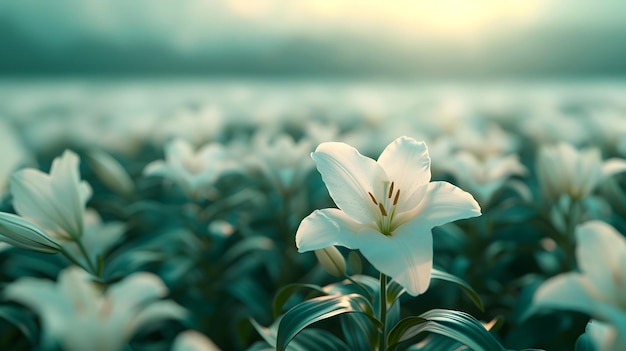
[76,239,98,276]
[563,199,580,271]
[379,272,388,351]
[59,246,90,273]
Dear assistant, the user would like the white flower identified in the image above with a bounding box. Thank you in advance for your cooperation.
[5,266,187,351]
[442,151,526,205]
[533,221,626,349]
[246,132,314,194]
[144,139,232,199]
[536,143,626,201]
[296,136,481,296]
[10,150,91,240]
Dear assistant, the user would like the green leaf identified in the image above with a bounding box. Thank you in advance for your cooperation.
[407,333,467,351]
[276,293,379,351]
[387,309,506,351]
[431,268,484,311]
[341,313,378,351]
[251,317,351,351]
[273,283,325,318]
[386,280,405,305]
[0,305,39,344]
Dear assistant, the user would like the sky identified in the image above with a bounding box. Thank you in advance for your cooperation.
[2,0,626,78]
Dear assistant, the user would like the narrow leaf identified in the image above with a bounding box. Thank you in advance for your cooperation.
[276,294,378,351]
[431,268,484,311]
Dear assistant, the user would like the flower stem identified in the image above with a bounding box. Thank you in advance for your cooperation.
[76,239,98,277]
[379,272,388,351]
[563,199,580,271]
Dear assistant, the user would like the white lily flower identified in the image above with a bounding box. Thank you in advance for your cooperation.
[5,266,187,351]
[536,143,626,201]
[144,139,232,199]
[533,221,626,349]
[443,151,526,205]
[296,136,481,296]
[246,132,314,194]
[10,150,92,240]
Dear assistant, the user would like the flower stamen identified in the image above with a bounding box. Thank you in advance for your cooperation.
[378,203,388,216]
[368,192,378,205]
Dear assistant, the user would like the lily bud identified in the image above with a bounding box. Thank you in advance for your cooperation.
[0,212,61,253]
[314,246,346,277]
[87,150,134,198]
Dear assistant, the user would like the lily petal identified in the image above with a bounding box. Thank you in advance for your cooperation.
[533,273,595,315]
[377,137,431,211]
[295,208,361,252]
[5,277,72,348]
[11,169,67,238]
[109,272,168,314]
[50,151,88,238]
[408,181,481,228]
[357,221,433,296]
[312,142,386,224]
[576,221,626,299]
[602,158,626,178]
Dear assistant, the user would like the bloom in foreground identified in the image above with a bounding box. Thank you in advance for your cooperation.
[5,266,187,351]
[533,221,626,350]
[296,136,481,296]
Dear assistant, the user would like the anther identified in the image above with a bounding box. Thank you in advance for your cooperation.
[378,203,388,216]
[388,181,394,198]
[368,192,378,205]
[393,189,400,205]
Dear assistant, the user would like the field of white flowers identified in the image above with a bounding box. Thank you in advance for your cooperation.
[0,80,625,351]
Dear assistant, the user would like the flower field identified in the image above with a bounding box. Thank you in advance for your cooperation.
[0,80,625,351]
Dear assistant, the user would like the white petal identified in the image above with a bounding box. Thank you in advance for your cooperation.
[487,154,527,180]
[57,267,100,317]
[533,273,595,315]
[357,222,433,296]
[576,221,626,300]
[50,150,86,238]
[11,169,67,237]
[109,272,168,313]
[377,137,431,209]
[128,300,187,338]
[5,276,72,348]
[312,142,386,224]
[295,208,362,252]
[172,330,221,351]
[411,181,481,229]
[143,160,167,176]
[602,158,626,178]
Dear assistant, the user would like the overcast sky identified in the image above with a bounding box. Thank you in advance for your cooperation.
[2,1,626,77]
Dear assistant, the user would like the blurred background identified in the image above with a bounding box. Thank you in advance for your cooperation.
[2,0,626,79]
